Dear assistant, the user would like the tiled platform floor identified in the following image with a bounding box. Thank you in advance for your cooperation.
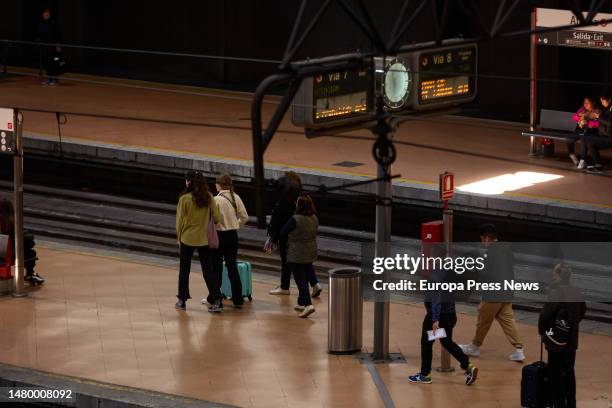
[1,245,611,408]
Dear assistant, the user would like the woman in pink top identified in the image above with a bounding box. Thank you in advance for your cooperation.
[568,96,600,170]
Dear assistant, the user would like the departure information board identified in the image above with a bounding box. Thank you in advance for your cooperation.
[417,44,477,106]
[312,69,372,124]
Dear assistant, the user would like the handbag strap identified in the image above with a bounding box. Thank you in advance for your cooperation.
[218,193,239,219]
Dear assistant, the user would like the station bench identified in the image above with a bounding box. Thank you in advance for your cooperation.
[522,109,612,152]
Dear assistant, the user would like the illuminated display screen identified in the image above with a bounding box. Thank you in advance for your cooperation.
[418,45,476,105]
[313,69,372,123]
[420,75,470,101]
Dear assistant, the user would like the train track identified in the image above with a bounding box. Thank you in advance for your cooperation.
[1,180,612,323]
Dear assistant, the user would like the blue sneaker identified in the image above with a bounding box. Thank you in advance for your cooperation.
[465,364,478,386]
[408,373,432,384]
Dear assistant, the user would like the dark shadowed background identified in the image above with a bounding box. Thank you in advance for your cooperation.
[1,0,611,122]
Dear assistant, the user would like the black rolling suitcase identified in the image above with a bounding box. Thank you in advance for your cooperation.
[521,341,548,408]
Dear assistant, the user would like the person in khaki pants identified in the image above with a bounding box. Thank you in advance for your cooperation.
[460,224,525,362]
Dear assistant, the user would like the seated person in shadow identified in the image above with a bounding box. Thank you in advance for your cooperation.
[585,94,612,173]
[568,96,600,170]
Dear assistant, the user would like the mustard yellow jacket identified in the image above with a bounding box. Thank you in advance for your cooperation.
[176,192,220,247]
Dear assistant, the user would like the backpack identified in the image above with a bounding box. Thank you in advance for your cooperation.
[543,307,571,352]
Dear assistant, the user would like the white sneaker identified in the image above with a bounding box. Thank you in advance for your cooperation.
[569,154,579,165]
[269,286,290,295]
[311,283,322,298]
[577,159,586,170]
[294,305,305,312]
[460,343,480,357]
[509,348,525,362]
[299,305,315,318]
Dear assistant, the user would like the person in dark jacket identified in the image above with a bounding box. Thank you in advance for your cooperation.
[586,94,612,173]
[0,199,43,284]
[278,194,318,318]
[538,264,586,408]
[37,7,62,86]
[409,250,478,385]
[265,172,321,298]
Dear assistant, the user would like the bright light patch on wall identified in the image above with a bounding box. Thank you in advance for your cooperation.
[457,172,563,195]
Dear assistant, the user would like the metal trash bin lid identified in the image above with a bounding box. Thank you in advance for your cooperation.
[329,267,361,278]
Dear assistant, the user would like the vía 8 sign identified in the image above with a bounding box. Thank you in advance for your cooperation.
[417,44,477,107]
[0,108,16,155]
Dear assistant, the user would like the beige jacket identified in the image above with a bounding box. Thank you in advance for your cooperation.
[214,190,248,231]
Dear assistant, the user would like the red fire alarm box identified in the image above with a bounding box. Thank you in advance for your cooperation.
[422,220,443,244]
[421,220,443,276]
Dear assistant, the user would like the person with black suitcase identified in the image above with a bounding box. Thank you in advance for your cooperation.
[536,264,586,408]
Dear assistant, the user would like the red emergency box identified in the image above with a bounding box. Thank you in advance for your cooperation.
[421,220,443,277]
[422,220,443,245]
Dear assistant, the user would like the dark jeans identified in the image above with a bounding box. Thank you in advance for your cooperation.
[420,312,470,376]
[567,128,598,160]
[588,139,612,165]
[291,262,313,306]
[178,243,221,303]
[279,240,318,290]
[213,230,243,305]
[548,350,577,408]
[566,138,589,158]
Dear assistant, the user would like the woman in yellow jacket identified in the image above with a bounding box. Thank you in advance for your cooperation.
[176,171,221,312]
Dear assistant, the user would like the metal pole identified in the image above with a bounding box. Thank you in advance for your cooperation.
[437,206,455,372]
[251,73,294,229]
[529,9,538,156]
[372,102,393,361]
[373,161,391,360]
[13,110,26,297]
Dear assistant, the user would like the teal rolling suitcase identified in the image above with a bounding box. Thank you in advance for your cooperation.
[221,261,253,301]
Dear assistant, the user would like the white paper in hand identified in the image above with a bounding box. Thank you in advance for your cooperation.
[427,328,447,341]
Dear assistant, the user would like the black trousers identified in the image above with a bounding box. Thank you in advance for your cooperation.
[213,230,243,305]
[548,350,577,408]
[291,263,313,306]
[588,139,612,165]
[566,137,589,158]
[420,312,470,376]
[567,128,598,160]
[177,243,220,303]
[279,240,318,290]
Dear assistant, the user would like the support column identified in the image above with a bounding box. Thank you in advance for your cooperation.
[13,110,25,297]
